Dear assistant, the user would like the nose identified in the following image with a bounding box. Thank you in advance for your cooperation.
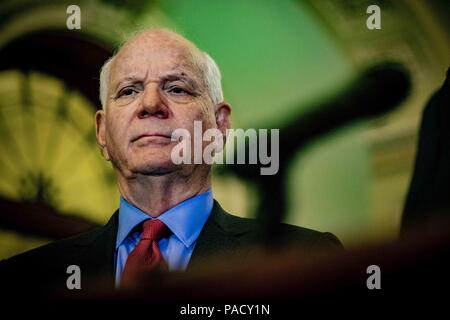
[137,84,169,119]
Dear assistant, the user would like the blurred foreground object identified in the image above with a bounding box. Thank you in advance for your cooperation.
[403,67,450,230]
[73,215,449,304]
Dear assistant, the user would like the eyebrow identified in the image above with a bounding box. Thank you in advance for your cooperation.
[113,75,142,93]
[113,72,199,93]
[161,73,198,88]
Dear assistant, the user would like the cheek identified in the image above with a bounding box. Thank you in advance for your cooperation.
[179,101,215,127]
[105,113,128,146]
[200,105,217,129]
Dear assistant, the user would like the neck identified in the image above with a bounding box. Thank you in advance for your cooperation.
[116,168,211,217]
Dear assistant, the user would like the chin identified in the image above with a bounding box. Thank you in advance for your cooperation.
[133,160,179,176]
[140,167,174,176]
[127,146,181,175]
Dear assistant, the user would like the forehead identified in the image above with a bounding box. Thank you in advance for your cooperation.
[110,33,202,85]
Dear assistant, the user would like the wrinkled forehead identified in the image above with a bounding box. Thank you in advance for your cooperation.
[110,33,203,87]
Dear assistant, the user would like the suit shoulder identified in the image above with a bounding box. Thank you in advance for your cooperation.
[0,226,103,268]
[214,205,343,250]
[279,223,344,249]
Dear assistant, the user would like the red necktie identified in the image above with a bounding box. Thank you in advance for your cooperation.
[121,219,170,287]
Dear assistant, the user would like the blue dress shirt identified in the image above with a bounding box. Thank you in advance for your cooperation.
[114,189,213,287]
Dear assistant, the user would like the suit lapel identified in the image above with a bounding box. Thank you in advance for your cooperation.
[188,201,242,270]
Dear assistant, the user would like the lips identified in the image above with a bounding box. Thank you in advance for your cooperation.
[131,132,172,143]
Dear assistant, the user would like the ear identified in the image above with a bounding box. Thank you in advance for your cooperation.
[95,109,110,161]
[214,102,231,138]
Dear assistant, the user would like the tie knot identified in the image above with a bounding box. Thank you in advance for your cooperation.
[141,219,169,241]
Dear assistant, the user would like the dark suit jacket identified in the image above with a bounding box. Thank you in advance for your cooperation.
[0,200,342,297]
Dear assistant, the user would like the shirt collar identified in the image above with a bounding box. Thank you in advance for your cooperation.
[116,189,213,249]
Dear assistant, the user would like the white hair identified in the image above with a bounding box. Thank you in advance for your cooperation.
[98,32,224,109]
[99,56,114,109]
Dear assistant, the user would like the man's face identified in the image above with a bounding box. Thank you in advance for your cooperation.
[95,32,224,177]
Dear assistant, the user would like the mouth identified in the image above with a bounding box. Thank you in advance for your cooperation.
[131,132,172,143]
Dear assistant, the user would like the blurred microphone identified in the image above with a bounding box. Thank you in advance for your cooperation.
[280,61,412,157]
[225,61,412,178]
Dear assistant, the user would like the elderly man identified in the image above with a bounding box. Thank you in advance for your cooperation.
[0,28,342,295]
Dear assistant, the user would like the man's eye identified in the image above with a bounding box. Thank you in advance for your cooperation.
[167,86,189,95]
[118,88,138,97]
